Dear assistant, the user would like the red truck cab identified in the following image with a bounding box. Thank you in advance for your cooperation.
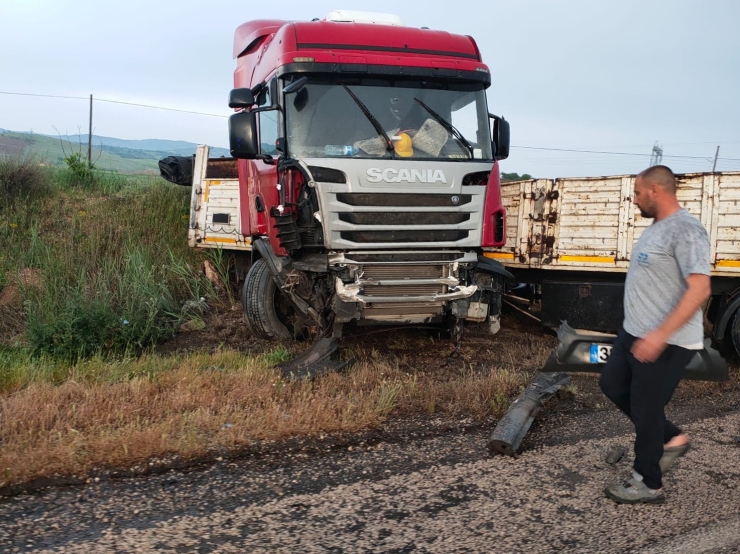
[227,11,511,342]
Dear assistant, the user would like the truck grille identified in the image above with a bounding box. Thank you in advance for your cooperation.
[363,284,445,297]
[361,265,445,279]
[312,162,492,249]
[341,230,469,243]
[362,304,445,321]
[361,263,447,298]
[357,264,448,321]
[336,193,472,207]
[338,212,470,225]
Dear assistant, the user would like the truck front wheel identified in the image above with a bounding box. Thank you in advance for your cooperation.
[242,258,292,340]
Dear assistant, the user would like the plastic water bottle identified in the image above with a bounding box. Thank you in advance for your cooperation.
[324,145,358,156]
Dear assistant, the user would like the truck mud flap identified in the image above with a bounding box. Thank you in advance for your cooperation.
[487,372,571,457]
[542,322,729,382]
[277,338,352,379]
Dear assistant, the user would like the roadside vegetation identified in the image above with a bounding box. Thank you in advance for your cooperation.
[0,153,541,491]
[0,153,211,361]
[0,348,535,489]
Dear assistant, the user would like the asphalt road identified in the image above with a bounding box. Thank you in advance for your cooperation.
[2,386,739,554]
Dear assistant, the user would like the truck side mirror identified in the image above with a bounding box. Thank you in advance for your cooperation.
[229,88,256,109]
[490,114,510,161]
[229,111,259,159]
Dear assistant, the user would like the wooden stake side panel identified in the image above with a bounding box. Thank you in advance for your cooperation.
[487,172,740,276]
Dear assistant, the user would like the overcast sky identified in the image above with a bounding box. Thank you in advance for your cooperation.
[1,0,739,177]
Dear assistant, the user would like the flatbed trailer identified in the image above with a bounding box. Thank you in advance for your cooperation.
[485,171,740,355]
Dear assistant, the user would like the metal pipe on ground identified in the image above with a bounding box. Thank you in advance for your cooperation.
[487,372,571,457]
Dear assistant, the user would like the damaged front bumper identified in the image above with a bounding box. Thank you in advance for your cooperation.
[328,250,507,326]
[335,277,476,304]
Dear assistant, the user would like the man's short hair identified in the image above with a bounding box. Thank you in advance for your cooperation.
[638,165,676,193]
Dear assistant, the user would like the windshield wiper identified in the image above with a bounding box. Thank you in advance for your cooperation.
[413,98,475,159]
[341,84,394,153]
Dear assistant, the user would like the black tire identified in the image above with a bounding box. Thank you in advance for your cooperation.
[242,258,292,340]
[729,308,740,360]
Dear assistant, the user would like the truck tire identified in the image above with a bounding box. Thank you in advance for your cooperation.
[730,309,740,359]
[242,258,292,340]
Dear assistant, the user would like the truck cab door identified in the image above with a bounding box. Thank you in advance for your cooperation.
[247,78,282,237]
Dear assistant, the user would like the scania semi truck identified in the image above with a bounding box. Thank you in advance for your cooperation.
[175,11,512,348]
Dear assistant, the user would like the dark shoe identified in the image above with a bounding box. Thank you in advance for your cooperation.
[605,477,665,504]
[660,443,690,473]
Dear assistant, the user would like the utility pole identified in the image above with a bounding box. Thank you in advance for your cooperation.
[712,145,720,173]
[649,141,663,166]
[87,94,93,166]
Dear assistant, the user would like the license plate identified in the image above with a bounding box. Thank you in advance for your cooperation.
[590,343,613,363]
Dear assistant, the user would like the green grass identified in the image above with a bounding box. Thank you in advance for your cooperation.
[0,153,213,365]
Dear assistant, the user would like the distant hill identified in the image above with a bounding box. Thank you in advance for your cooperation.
[56,134,231,158]
[0,130,230,174]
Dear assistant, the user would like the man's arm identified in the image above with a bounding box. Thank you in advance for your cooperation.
[631,273,711,363]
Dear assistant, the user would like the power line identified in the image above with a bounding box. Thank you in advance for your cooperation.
[94,98,228,118]
[555,140,740,149]
[0,90,228,118]
[511,145,740,162]
[0,91,88,101]
[3,90,739,162]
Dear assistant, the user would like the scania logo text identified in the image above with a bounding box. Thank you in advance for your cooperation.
[366,168,447,184]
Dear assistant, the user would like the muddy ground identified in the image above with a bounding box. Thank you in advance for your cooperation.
[155,302,739,417]
[155,302,557,377]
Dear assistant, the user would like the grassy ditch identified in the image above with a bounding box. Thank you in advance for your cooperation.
[0,154,212,360]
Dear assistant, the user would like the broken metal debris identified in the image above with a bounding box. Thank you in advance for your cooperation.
[277,338,352,380]
[543,321,729,382]
[487,372,571,457]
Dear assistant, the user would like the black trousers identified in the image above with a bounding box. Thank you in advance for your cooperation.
[599,329,695,489]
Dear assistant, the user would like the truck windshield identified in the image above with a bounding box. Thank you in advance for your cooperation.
[284,78,492,160]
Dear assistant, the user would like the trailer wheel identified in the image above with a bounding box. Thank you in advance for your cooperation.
[242,258,292,340]
[729,309,740,358]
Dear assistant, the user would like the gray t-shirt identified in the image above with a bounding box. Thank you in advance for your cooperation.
[623,208,710,349]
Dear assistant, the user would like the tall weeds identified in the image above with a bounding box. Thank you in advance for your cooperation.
[0,153,50,204]
[0,160,211,360]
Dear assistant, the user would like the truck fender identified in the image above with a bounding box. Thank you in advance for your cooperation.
[476,256,514,282]
[253,237,289,279]
[712,289,740,341]
[252,237,318,323]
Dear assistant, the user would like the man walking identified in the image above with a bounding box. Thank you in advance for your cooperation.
[600,165,711,504]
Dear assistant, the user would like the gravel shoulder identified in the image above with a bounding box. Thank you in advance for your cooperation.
[2,372,739,554]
